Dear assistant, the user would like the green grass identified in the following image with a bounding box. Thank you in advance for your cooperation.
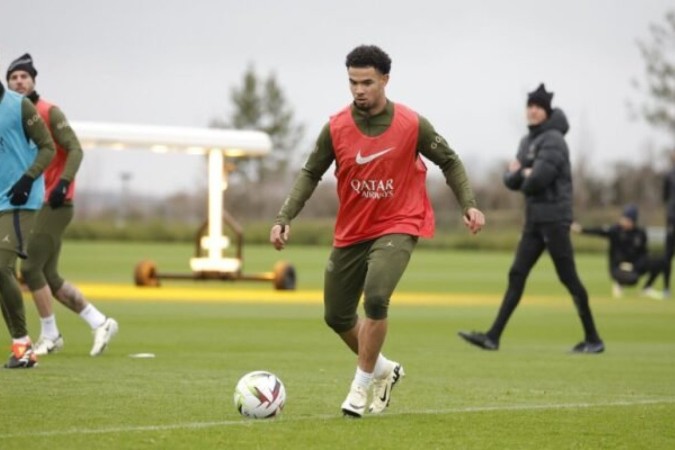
[1,241,674,449]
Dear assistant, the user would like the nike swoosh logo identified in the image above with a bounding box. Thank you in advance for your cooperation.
[379,385,390,402]
[355,147,395,165]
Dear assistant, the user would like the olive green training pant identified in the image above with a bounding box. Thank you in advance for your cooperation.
[323,233,417,333]
[21,205,74,294]
[0,209,35,339]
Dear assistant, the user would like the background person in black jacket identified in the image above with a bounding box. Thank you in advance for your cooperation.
[662,156,675,299]
[572,205,665,300]
[458,84,604,354]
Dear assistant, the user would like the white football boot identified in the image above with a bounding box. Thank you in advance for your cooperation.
[341,384,370,418]
[369,363,405,414]
[33,335,64,356]
[90,318,118,356]
[611,282,623,299]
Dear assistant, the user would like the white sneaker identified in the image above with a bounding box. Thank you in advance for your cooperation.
[612,282,623,299]
[368,363,405,414]
[642,288,665,301]
[341,384,370,418]
[90,318,118,356]
[33,335,64,356]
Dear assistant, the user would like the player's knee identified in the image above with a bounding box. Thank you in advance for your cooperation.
[363,294,389,320]
[20,262,47,291]
[324,313,356,334]
[508,267,527,285]
[45,273,64,294]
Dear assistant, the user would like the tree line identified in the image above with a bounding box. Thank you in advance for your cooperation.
[78,9,675,233]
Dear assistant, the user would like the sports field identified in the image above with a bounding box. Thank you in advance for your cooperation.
[1,241,674,449]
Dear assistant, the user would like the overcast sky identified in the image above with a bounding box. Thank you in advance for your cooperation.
[1,0,672,196]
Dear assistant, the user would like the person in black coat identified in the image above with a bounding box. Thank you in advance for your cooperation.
[572,204,665,300]
[458,83,604,354]
[661,156,675,298]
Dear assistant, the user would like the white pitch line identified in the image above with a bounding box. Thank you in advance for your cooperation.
[2,398,674,439]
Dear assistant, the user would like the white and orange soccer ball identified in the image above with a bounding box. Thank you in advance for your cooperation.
[233,371,286,419]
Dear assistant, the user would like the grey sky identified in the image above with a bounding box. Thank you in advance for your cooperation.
[1,0,672,196]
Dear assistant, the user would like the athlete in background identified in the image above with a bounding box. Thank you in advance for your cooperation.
[7,54,118,357]
[0,60,54,368]
[572,204,665,300]
[270,45,485,418]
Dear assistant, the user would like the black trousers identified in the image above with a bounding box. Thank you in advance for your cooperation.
[612,257,665,289]
[664,217,675,290]
[487,221,601,343]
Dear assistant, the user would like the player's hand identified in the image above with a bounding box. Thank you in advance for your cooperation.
[522,168,532,178]
[463,207,485,235]
[508,160,521,172]
[270,224,290,251]
[570,222,583,233]
[48,179,70,209]
[7,174,34,206]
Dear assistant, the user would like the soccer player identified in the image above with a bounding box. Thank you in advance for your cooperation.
[270,45,485,418]
[7,54,118,357]
[572,204,665,300]
[0,60,54,368]
[458,84,605,354]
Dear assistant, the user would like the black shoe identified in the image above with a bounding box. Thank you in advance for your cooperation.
[4,343,38,369]
[570,340,605,354]
[458,331,499,350]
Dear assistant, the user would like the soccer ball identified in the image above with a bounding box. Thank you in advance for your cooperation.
[233,371,286,419]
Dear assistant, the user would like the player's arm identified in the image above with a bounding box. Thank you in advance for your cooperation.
[275,123,335,226]
[21,98,55,177]
[48,106,83,181]
[271,123,335,250]
[417,117,484,234]
[579,225,612,238]
[417,116,476,214]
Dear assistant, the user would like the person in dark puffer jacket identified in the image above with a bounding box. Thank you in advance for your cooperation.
[459,83,605,354]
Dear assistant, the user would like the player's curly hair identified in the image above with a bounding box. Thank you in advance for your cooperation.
[345,45,391,75]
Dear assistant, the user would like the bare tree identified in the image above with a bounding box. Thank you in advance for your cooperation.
[633,9,675,142]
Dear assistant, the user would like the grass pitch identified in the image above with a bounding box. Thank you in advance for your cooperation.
[1,241,674,449]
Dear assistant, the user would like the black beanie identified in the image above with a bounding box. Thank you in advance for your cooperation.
[6,53,38,81]
[527,83,553,116]
[622,204,639,223]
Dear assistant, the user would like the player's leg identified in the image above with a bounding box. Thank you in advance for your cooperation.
[55,276,118,356]
[323,242,370,417]
[663,217,675,297]
[22,206,64,354]
[0,210,38,368]
[545,222,603,353]
[48,205,116,355]
[459,227,544,350]
[640,257,667,299]
[361,234,416,414]
[323,242,368,353]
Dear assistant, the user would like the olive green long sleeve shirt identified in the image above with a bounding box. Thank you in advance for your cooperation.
[276,101,477,225]
[44,104,83,182]
[10,89,55,178]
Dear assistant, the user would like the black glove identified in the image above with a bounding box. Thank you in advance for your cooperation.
[49,179,71,209]
[7,175,35,206]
